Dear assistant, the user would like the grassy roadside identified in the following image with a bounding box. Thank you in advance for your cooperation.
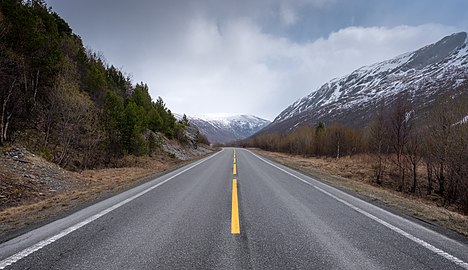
[0,149,216,241]
[251,148,468,237]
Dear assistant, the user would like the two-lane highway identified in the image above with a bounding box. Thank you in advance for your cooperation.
[1,148,467,269]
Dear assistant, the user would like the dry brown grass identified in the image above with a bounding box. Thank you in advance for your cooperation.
[252,148,468,237]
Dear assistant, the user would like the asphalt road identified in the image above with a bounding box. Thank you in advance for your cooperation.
[1,148,467,269]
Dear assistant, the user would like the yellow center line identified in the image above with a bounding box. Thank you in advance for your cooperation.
[233,163,237,175]
[231,179,240,234]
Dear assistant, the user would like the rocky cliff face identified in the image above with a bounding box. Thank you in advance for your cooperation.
[263,32,468,133]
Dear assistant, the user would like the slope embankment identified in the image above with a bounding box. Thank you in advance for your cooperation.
[0,145,213,241]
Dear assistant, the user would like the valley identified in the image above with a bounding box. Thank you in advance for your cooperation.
[1,1,467,269]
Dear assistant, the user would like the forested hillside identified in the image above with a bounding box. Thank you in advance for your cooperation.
[0,0,194,170]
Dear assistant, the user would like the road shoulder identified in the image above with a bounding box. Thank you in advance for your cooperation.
[249,148,468,243]
[0,149,218,244]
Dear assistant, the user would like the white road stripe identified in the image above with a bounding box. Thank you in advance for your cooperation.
[248,150,468,269]
[0,150,223,269]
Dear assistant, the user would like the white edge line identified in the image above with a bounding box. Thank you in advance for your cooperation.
[0,150,223,269]
[247,149,468,269]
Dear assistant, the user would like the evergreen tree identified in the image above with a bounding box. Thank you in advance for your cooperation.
[148,132,157,157]
[103,91,124,156]
[0,0,188,167]
[181,114,190,126]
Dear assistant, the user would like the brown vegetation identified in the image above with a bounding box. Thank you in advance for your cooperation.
[252,149,468,236]
[238,93,468,214]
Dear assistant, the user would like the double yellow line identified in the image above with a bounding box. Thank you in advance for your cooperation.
[231,150,240,234]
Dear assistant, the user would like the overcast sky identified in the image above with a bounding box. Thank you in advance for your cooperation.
[44,0,468,120]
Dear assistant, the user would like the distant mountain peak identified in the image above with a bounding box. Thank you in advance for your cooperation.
[176,114,270,144]
[264,32,468,133]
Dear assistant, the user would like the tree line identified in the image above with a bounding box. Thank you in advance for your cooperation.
[0,0,193,169]
[238,91,468,213]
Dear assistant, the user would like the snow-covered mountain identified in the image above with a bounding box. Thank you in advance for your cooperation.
[262,32,468,133]
[176,114,270,144]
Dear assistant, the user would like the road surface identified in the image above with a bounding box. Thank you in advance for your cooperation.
[1,148,467,269]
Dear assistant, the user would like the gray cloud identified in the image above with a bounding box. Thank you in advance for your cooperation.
[45,0,466,120]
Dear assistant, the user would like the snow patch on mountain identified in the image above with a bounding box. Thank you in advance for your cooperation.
[267,32,468,132]
[175,114,270,144]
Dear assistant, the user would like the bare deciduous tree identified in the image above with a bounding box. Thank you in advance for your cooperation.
[1,78,15,144]
[405,130,422,193]
[426,100,453,197]
[369,102,388,185]
[389,101,412,192]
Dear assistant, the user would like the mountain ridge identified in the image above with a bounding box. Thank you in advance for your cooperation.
[263,32,468,133]
[176,114,270,144]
